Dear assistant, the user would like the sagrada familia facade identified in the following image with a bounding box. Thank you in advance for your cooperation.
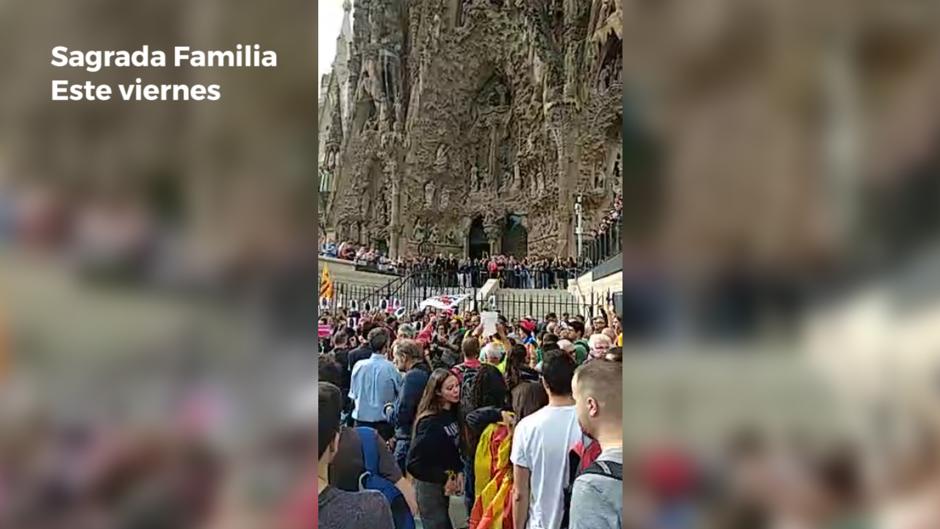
[318,0,623,259]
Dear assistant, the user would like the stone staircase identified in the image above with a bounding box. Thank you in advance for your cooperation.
[490,288,585,320]
[318,258,397,289]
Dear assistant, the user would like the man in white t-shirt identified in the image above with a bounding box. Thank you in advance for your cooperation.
[511,350,582,529]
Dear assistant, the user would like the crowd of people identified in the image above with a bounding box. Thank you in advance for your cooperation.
[586,194,623,264]
[405,255,589,290]
[317,241,590,290]
[317,304,623,529]
[320,240,402,273]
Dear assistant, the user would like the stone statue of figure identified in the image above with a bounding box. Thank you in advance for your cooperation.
[424,181,436,208]
[470,164,480,192]
[434,144,449,173]
[413,219,426,241]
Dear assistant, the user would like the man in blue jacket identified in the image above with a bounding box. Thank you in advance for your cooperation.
[386,338,431,474]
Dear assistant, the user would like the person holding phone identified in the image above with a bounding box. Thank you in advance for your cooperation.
[407,369,464,529]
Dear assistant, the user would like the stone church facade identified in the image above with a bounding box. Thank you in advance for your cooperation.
[319,0,623,259]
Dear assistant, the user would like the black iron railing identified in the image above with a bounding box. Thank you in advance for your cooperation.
[586,221,622,266]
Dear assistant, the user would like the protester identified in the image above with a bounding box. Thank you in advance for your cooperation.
[587,334,613,363]
[556,339,575,358]
[506,344,540,391]
[318,382,395,529]
[331,330,355,395]
[348,322,377,373]
[388,339,431,473]
[319,353,355,420]
[398,323,418,340]
[349,328,401,440]
[431,322,461,368]
[535,332,560,367]
[452,336,482,386]
[511,381,549,421]
[329,422,419,528]
[481,342,506,370]
[511,350,582,529]
[407,369,464,529]
[569,360,623,529]
[462,364,510,515]
[560,320,590,365]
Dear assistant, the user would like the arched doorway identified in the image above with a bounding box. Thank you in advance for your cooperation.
[501,214,528,258]
[468,217,488,258]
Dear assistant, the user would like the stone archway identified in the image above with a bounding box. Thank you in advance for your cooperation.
[468,217,489,258]
[501,214,528,258]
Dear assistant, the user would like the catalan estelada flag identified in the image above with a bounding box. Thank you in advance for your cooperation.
[319,264,334,300]
[470,419,515,529]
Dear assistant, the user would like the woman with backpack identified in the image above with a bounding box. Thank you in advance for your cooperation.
[407,369,465,529]
[329,425,419,528]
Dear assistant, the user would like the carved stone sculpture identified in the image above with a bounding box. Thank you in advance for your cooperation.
[320,0,623,259]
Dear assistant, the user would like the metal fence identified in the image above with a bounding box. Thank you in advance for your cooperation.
[319,272,477,315]
[495,289,621,320]
[319,271,620,322]
[405,268,585,290]
[482,291,599,321]
[586,222,622,265]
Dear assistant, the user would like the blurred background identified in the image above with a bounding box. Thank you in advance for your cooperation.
[619,1,940,528]
[0,0,315,527]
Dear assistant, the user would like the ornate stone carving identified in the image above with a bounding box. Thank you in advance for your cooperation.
[322,0,623,258]
[424,181,436,208]
[434,144,449,173]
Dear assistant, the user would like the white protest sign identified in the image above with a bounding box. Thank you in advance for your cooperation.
[481,311,499,338]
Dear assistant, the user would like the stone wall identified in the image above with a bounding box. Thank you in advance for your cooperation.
[322,0,624,259]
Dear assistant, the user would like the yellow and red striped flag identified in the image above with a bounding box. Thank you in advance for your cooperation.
[319,264,334,300]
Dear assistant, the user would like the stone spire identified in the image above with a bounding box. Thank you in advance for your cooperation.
[335,1,354,133]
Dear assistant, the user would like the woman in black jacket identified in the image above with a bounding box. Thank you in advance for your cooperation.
[406,369,463,529]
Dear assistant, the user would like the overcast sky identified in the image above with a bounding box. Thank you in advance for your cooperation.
[318,0,349,97]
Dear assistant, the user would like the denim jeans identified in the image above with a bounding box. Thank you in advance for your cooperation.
[394,437,411,476]
[463,456,474,516]
[414,479,453,529]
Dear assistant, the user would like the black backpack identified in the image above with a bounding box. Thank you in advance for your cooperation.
[455,364,479,419]
[561,452,623,529]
